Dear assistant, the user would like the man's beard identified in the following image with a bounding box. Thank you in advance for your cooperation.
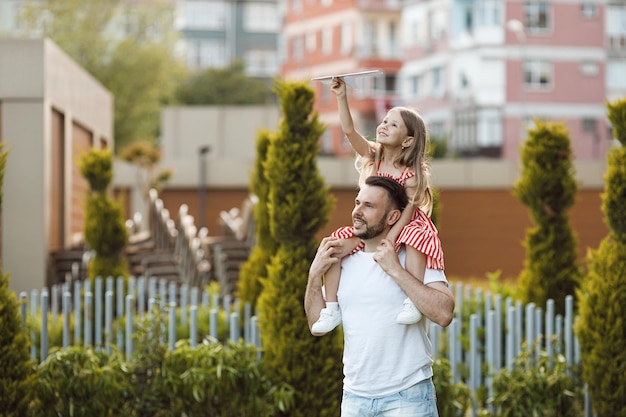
[353,213,387,240]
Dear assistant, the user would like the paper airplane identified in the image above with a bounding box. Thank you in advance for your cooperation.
[310,70,383,88]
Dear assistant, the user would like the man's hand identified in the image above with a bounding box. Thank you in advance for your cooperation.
[372,238,403,277]
[309,237,343,278]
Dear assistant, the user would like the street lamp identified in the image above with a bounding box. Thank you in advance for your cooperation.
[198,145,212,228]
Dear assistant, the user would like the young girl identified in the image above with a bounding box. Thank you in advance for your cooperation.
[311,77,445,334]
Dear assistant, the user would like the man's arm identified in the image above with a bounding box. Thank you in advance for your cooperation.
[304,237,343,335]
[374,239,455,327]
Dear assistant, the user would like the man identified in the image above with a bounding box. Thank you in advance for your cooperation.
[305,175,455,417]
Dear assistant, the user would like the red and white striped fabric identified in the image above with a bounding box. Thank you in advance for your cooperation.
[396,208,444,270]
[329,163,444,269]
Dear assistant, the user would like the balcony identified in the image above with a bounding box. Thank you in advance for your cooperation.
[357,0,402,11]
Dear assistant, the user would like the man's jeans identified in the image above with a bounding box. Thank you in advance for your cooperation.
[341,378,439,417]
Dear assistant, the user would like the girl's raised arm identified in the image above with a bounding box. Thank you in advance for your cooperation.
[331,78,371,157]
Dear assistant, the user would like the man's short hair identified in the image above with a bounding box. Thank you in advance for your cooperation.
[364,176,408,212]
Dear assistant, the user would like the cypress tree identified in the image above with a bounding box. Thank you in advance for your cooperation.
[237,129,276,307]
[257,79,343,417]
[576,97,626,415]
[513,120,582,315]
[79,148,129,281]
[0,143,33,416]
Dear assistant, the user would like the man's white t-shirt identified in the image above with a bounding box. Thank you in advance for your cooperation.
[337,247,448,398]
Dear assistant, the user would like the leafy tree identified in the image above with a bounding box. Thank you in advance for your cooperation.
[513,120,582,315]
[19,0,186,150]
[119,140,172,196]
[176,61,273,105]
[576,97,626,416]
[256,79,342,416]
[0,143,33,417]
[237,129,276,307]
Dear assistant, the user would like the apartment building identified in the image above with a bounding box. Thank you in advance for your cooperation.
[282,0,624,160]
[281,0,406,156]
[174,0,281,78]
[400,0,616,161]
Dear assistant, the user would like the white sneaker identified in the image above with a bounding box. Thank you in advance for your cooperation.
[311,307,342,333]
[396,298,422,324]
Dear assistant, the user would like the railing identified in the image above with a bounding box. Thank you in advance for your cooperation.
[430,282,590,417]
[19,275,260,363]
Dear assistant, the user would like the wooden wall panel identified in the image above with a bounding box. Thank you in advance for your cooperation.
[49,109,64,250]
[70,123,92,240]
[0,101,2,256]
[155,186,607,281]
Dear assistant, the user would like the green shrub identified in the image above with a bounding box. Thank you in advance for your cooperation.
[0,144,34,417]
[164,341,295,417]
[30,346,128,417]
[433,357,471,417]
[0,272,34,417]
[487,347,583,416]
[78,148,113,193]
[513,120,582,315]
[80,148,129,284]
[576,97,626,416]
[30,303,291,417]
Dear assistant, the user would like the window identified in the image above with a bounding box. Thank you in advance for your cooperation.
[410,75,421,98]
[607,4,626,49]
[460,72,469,88]
[341,22,352,54]
[524,60,552,89]
[243,3,279,32]
[292,35,304,61]
[363,20,378,54]
[306,31,317,52]
[430,8,448,40]
[464,5,473,32]
[582,118,598,133]
[322,26,333,55]
[292,0,302,14]
[186,39,227,68]
[389,21,397,55]
[429,121,445,137]
[477,0,502,26]
[244,49,278,76]
[580,3,598,18]
[525,2,550,32]
[580,61,599,77]
[432,66,444,94]
[320,131,333,155]
[181,1,227,30]
[607,61,626,89]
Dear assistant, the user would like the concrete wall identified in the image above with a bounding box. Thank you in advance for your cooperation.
[140,105,607,190]
[0,38,113,294]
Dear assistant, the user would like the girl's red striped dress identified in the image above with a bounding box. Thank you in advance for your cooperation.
[331,166,444,271]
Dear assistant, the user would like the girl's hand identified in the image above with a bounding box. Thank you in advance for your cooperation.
[330,78,347,98]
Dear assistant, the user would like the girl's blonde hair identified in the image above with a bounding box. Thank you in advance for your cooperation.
[356,106,433,215]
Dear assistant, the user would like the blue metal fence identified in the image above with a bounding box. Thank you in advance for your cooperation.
[19,275,260,362]
[20,278,591,416]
